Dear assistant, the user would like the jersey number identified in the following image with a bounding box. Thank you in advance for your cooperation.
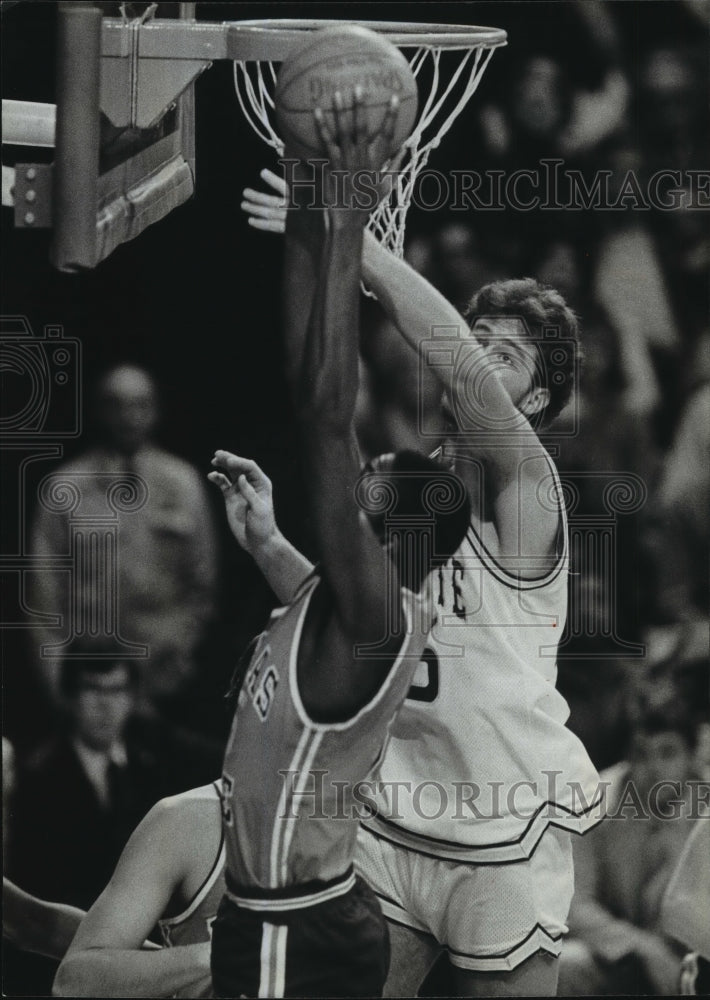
[406,647,439,703]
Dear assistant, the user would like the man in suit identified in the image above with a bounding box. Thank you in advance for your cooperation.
[9,650,187,911]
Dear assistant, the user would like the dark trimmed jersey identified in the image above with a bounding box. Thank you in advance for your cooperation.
[158,783,225,998]
[363,461,603,862]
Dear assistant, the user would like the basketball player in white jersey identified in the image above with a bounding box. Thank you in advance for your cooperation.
[207,95,470,999]
[54,782,224,998]
[240,170,604,996]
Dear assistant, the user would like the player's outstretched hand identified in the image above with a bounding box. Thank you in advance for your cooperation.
[241,169,288,234]
[315,86,399,179]
[208,450,277,555]
[313,87,399,219]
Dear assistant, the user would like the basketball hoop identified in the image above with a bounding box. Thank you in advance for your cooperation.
[230,20,506,261]
[9,8,505,272]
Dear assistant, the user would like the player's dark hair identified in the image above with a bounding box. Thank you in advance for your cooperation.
[463,277,580,427]
[59,640,140,699]
[359,451,470,570]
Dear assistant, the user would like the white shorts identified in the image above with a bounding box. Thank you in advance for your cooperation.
[355,824,574,972]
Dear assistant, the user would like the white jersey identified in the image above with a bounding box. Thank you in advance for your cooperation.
[363,465,603,863]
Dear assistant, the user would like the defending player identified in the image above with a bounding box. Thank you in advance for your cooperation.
[53,782,224,998]
[241,169,604,996]
[207,93,470,999]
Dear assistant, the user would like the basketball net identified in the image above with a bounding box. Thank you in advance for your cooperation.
[233,41,498,261]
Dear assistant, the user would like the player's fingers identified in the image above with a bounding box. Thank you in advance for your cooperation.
[212,452,263,482]
[241,199,284,220]
[260,168,288,197]
[238,473,264,507]
[214,453,272,495]
[352,85,366,148]
[242,188,286,208]
[369,93,399,171]
[333,89,351,153]
[314,106,339,163]
[248,216,286,233]
[207,471,234,493]
[379,94,399,147]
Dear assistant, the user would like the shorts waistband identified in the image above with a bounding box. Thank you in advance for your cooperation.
[225,867,356,913]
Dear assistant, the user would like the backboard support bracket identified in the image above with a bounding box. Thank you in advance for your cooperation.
[101,18,212,129]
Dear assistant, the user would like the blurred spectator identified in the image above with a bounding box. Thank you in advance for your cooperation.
[8,647,218,913]
[661,819,710,994]
[558,696,708,995]
[650,183,710,372]
[428,223,496,313]
[641,382,709,637]
[540,238,655,480]
[9,654,154,909]
[593,223,680,433]
[634,42,709,418]
[636,46,707,177]
[30,363,217,716]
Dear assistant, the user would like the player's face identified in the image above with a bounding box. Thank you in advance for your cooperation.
[439,317,545,465]
[470,317,542,410]
[73,665,135,751]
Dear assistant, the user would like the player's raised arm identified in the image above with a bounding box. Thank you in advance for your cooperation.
[240,155,568,569]
[281,90,402,651]
[53,798,211,998]
[241,170,545,458]
[208,450,314,604]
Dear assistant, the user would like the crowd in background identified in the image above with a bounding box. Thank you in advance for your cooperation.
[2,1,708,996]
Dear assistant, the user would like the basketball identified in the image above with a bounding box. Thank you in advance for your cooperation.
[274,25,418,162]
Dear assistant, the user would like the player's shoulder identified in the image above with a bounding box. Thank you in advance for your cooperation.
[121,783,220,873]
[518,442,560,485]
[148,782,221,824]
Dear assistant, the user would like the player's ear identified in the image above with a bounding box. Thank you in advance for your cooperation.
[520,386,550,417]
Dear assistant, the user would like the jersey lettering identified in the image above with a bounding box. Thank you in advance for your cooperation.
[245,642,269,699]
[452,559,466,618]
[436,562,467,619]
[253,665,279,721]
[219,774,235,827]
[406,647,439,703]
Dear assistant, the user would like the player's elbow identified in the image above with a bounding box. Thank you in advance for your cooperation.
[52,955,76,996]
[53,951,104,997]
